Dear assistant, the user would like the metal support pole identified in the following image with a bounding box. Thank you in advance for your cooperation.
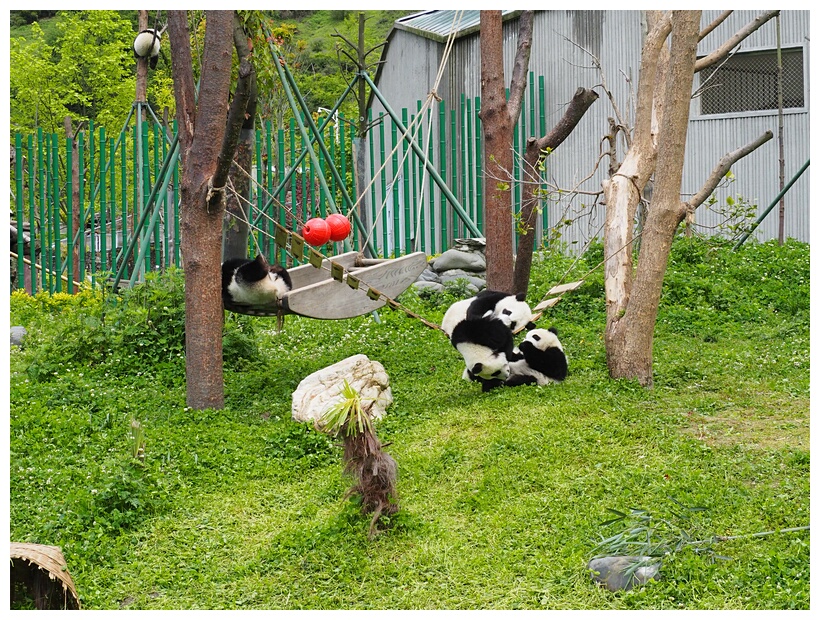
[733,159,809,250]
[112,135,180,290]
[362,71,482,238]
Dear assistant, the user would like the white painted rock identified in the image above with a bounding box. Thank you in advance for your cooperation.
[292,354,393,424]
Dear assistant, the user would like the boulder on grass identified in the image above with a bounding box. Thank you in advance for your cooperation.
[292,354,392,424]
[588,555,661,591]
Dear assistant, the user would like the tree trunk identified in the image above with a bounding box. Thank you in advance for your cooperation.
[135,10,149,104]
[605,11,700,386]
[222,14,257,261]
[479,11,515,294]
[169,11,236,409]
[601,10,778,387]
[513,87,599,295]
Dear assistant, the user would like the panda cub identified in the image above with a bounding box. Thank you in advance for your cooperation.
[133,28,164,70]
[467,290,537,333]
[221,254,292,308]
[450,315,515,392]
[441,290,534,392]
[505,327,568,387]
[441,290,535,337]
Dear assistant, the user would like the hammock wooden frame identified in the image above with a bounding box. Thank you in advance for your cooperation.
[223,251,428,320]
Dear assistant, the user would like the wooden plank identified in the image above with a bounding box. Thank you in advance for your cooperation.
[282,252,428,319]
[287,251,360,289]
[533,296,563,312]
[546,280,584,296]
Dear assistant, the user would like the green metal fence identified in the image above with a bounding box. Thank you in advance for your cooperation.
[11,72,553,294]
[359,72,551,260]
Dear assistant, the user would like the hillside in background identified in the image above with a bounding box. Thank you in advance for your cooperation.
[9,9,415,134]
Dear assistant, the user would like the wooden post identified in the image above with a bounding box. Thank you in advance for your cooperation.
[135,10,149,105]
[65,117,81,290]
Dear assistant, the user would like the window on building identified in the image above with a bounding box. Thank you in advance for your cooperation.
[698,47,805,115]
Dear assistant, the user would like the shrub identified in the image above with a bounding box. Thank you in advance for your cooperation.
[12,267,263,382]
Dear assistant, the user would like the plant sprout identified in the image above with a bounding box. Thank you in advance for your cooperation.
[317,380,399,539]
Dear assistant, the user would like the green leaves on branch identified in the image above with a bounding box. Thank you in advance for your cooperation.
[316,379,373,438]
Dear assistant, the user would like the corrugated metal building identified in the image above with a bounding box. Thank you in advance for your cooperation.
[366,10,810,253]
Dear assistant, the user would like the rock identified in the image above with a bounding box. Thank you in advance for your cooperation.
[292,354,392,424]
[10,326,27,346]
[412,281,445,294]
[587,556,662,592]
[453,237,486,252]
[431,248,486,273]
[417,266,442,283]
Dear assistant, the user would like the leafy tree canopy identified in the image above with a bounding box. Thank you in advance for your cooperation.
[10,10,175,136]
[9,10,410,138]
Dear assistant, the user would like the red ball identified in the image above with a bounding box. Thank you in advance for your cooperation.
[325,213,352,242]
[302,217,331,246]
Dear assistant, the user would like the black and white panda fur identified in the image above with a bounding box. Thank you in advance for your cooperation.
[466,290,537,333]
[441,290,534,392]
[133,28,164,69]
[221,254,292,307]
[505,327,568,387]
[450,315,514,392]
[441,290,535,337]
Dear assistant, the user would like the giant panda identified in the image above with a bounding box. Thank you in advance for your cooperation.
[441,290,535,337]
[442,293,522,392]
[467,290,537,333]
[221,254,292,308]
[450,315,515,392]
[133,28,164,69]
[505,327,568,387]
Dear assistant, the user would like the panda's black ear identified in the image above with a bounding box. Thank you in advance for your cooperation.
[515,293,526,301]
[548,326,558,336]
[525,321,537,331]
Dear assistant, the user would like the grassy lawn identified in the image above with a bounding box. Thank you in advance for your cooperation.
[8,237,810,609]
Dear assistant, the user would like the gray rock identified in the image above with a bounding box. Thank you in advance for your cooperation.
[587,556,662,591]
[10,326,27,346]
[453,237,486,252]
[292,354,392,424]
[431,248,486,273]
[417,267,442,283]
[412,281,445,294]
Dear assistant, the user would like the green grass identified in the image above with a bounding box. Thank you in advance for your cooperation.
[8,237,810,609]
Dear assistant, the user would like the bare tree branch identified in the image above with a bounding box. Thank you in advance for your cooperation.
[526,87,600,156]
[214,41,254,194]
[632,11,672,153]
[695,10,779,73]
[687,130,774,210]
[507,10,534,123]
[331,30,357,50]
[699,10,732,41]
[557,32,631,143]
[513,87,599,294]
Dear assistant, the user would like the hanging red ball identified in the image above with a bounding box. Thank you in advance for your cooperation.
[325,213,352,242]
[302,217,331,246]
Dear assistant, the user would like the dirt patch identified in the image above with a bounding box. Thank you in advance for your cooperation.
[682,403,810,450]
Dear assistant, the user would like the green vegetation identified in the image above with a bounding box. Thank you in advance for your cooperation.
[9,9,411,138]
[9,237,810,609]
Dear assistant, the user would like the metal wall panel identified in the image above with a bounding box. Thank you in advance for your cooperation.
[368,10,810,255]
